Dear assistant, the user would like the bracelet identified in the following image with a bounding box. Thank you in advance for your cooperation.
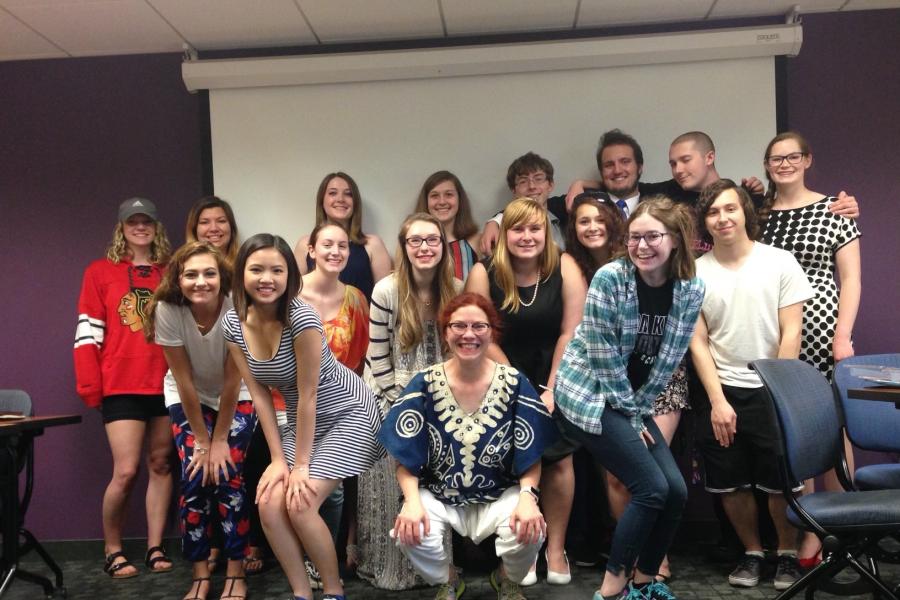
[194,446,209,455]
[294,465,308,471]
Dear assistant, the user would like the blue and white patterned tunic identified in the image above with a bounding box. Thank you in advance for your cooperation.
[379,363,557,506]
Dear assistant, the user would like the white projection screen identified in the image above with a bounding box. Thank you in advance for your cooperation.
[208,55,776,250]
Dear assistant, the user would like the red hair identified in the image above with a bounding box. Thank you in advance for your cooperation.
[438,292,503,344]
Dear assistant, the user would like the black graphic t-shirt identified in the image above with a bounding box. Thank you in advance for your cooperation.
[627,275,674,392]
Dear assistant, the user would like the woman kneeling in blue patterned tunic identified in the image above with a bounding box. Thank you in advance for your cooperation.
[380,292,557,600]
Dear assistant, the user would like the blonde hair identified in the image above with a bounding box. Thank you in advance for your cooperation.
[492,197,559,312]
[106,221,171,265]
[394,213,458,353]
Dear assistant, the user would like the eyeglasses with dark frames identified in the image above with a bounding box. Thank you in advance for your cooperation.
[626,232,669,247]
[406,235,443,248]
[765,152,808,167]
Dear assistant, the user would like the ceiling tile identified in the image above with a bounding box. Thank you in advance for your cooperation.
[298,0,443,43]
[710,0,845,19]
[0,8,67,60]
[577,0,712,27]
[149,0,317,50]
[2,0,184,56]
[442,0,577,36]
[841,0,900,9]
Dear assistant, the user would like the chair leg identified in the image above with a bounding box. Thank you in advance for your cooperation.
[845,554,898,600]
[12,568,54,598]
[19,528,64,590]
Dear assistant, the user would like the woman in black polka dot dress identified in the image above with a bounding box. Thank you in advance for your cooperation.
[759,131,861,381]
[759,131,862,566]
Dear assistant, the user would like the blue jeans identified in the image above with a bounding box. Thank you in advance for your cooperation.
[559,409,686,577]
[320,483,344,545]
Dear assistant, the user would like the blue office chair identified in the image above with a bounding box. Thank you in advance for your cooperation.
[750,359,900,600]
[833,354,900,491]
[0,389,64,598]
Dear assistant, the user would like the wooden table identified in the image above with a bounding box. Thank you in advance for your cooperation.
[0,414,81,598]
[847,386,900,409]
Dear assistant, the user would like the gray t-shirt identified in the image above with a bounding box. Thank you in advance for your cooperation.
[155,297,248,409]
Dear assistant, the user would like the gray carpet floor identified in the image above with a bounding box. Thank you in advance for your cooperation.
[4,544,898,600]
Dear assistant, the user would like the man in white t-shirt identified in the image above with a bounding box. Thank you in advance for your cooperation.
[690,179,814,592]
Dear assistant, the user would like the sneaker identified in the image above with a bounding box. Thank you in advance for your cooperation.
[592,583,647,600]
[640,580,677,600]
[728,553,764,587]
[304,558,322,590]
[774,554,802,591]
[434,579,466,600]
[490,568,526,600]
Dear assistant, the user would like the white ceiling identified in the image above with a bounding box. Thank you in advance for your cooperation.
[1,0,897,62]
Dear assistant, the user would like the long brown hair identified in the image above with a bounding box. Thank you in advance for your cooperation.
[565,194,625,282]
[627,196,697,280]
[314,172,367,245]
[144,242,232,341]
[394,213,458,352]
[413,171,478,240]
[492,198,559,312]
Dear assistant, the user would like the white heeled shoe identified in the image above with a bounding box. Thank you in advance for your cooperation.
[520,558,538,586]
[545,550,571,585]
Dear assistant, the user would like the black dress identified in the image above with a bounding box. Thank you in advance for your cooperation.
[486,259,563,390]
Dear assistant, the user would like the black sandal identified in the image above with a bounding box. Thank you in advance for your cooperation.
[103,551,139,579]
[184,576,211,600]
[220,575,248,600]
[144,545,174,573]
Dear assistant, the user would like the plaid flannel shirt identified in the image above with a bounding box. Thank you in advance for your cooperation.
[555,258,705,434]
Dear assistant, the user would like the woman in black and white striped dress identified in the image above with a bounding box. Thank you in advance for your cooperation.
[224,233,383,600]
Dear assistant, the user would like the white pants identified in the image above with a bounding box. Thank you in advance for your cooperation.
[394,486,543,585]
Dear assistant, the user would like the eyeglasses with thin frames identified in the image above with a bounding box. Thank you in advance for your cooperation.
[447,321,491,334]
[514,173,548,187]
[626,232,669,247]
[406,235,442,248]
[765,152,807,167]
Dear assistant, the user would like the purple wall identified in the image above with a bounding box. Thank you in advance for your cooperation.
[786,9,900,355]
[0,53,203,540]
[0,9,897,541]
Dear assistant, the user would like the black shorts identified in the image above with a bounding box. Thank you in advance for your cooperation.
[695,384,801,494]
[542,410,582,465]
[101,394,167,424]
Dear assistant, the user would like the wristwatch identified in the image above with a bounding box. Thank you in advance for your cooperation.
[520,485,541,502]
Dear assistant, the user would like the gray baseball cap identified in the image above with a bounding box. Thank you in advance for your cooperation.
[118,197,158,221]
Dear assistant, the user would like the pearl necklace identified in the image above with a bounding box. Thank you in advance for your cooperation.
[519,270,541,307]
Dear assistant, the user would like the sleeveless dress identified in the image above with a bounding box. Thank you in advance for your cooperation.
[322,284,369,372]
[486,259,563,390]
[761,196,861,380]
[448,238,478,281]
[222,298,384,477]
[306,241,375,302]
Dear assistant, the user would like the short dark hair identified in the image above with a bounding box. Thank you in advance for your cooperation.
[232,233,301,324]
[596,129,644,171]
[697,179,759,241]
[506,152,554,190]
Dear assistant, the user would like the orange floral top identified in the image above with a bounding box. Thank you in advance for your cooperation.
[323,285,369,372]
